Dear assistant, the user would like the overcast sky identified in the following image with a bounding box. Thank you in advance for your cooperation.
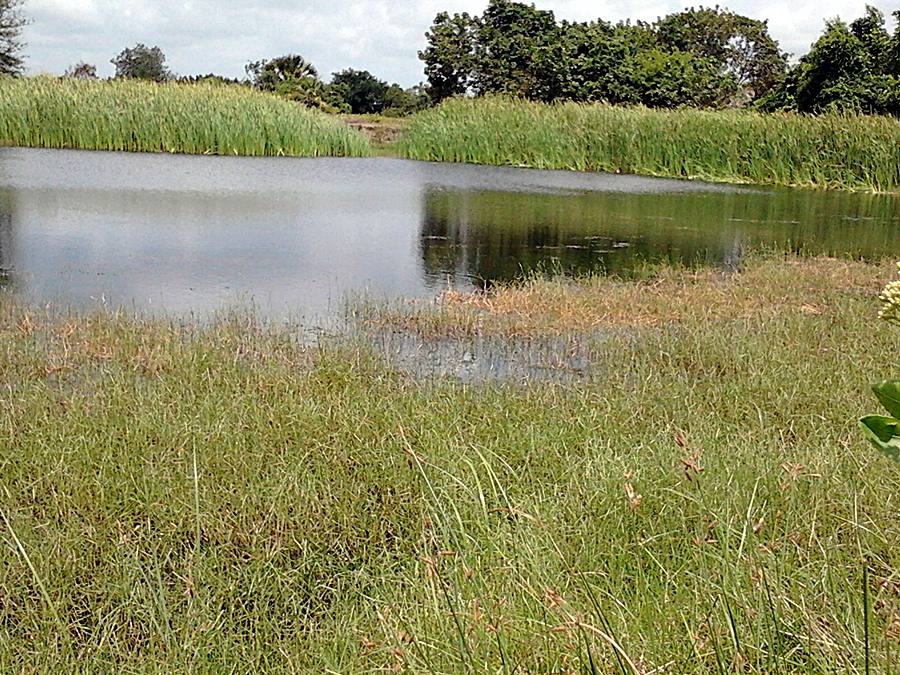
[23,1,899,86]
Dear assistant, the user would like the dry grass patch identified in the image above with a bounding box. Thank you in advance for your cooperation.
[364,256,892,339]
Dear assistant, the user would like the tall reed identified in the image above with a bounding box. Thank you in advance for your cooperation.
[398,97,900,193]
[0,76,371,157]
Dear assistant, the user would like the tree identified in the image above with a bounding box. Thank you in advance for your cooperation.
[322,82,352,113]
[759,7,900,116]
[849,5,893,71]
[655,7,787,99]
[472,0,566,101]
[420,2,785,108]
[0,0,26,76]
[421,1,568,103]
[620,48,735,108]
[419,11,476,102]
[245,54,318,91]
[177,73,243,86]
[244,54,327,108]
[111,44,170,81]
[890,10,900,76]
[330,69,389,114]
[382,83,431,116]
[65,62,98,80]
[559,20,658,103]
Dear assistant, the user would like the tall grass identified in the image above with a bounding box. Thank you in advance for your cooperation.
[398,97,900,193]
[1,256,898,672]
[0,76,371,157]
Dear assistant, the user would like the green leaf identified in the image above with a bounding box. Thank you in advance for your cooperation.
[859,415,900,461]
[872,380,900,419]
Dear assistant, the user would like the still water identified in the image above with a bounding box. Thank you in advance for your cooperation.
[0,148,897,320]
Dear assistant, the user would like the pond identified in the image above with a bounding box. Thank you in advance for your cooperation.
[1,148,898,321]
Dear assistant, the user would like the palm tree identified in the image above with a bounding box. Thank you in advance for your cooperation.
[246,54,319,91]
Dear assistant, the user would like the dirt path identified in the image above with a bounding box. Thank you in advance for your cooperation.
[341,115,407,147]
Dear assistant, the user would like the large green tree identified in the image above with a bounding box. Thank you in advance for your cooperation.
[330,69,389,114]
[420,1,785,108]
[558,20,651,103]
[655,7,787,98]
[419,11,477,101]
[760,6,900,115]
[559,19,732,108]
[472,0,566,101]
[0,0,26,76]
[111,44,170,81]
[618,47,736,109]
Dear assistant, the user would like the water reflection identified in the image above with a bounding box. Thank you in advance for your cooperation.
[0,191,14,288]
[419,188,900,284]
[0,147,897,319]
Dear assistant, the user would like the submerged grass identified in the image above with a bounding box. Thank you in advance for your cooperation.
[398,97,900,193]
[1,255,899,672]
[0,76,371,157]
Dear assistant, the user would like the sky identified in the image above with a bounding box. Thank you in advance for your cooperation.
[22,1,899,87]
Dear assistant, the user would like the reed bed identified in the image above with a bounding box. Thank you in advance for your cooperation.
[1,255,898,672]
[0,76,371,157]
[398,97,900,193]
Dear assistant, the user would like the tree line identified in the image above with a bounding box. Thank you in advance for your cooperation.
[63,46,430,117]
[422,1,899,115]
[1,0,899,117]
[0,0,428,116]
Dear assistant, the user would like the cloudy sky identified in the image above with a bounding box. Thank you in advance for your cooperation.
[23,1,898,86]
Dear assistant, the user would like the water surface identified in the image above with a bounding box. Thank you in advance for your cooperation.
[1,148,897,320]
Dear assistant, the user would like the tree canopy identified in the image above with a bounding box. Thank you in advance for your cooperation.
[330,69,389,114]
[759,6,900,115]
[65,62,98,80]
[246,54,318,91]
[420,1,787,108]
[244,54,326,107]
[655,7,787,96]
[0,0,26,76]
[111,44,170,81]
[243,55,427,115]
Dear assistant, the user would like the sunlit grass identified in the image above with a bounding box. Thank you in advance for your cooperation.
[358,255,894,338]
[0,76,371,157]
[1,255,898,672]
[398,97,900,193]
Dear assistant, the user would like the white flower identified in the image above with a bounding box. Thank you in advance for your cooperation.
[879,263,900,326]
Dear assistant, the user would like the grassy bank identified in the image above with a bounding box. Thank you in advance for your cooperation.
[0,77,371,157]
[1,256,899,672]
[398,98,900,193]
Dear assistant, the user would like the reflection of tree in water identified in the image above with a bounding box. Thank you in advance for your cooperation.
[419,187,900,287]
[419,189,733,286]
[0,191,13,288]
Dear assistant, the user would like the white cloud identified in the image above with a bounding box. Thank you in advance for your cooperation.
[21,1,899,85]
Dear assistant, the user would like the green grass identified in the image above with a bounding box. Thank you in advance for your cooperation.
[1,256,898,672]
[398,97,900,193]
[0,76,371,157]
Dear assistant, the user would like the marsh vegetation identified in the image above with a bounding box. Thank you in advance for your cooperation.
[399,98,900,192]
[0,77,371,157]
[1,3,899,671]
[1,255,898,672]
